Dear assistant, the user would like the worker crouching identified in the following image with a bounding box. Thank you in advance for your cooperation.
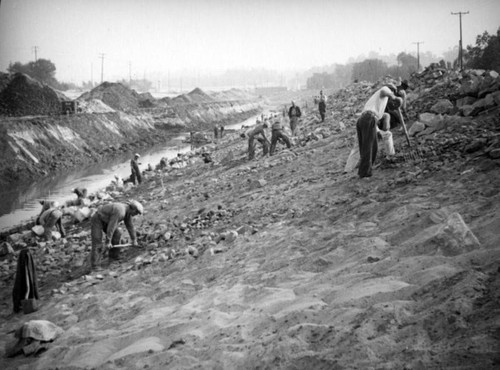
[90,200,143,270]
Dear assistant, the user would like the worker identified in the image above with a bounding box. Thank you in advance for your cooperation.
[247,120,270,160]
[38,205,65,240]
[288,101,302,136]
[67,187,88,207]
[89,200,143,270]
[318,90,327,122]
[130,153,142,185]
[356,84,399,178]
[270,119,292,156]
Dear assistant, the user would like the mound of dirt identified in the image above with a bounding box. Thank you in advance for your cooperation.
[78,82,144,112]
[0,73,61,117]
[186,87,214,103]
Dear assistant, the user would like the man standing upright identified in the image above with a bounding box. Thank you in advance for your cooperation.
[356,85,398,178]
[288,101,302,136]
[130,153,142,185]
[318,90,327,122]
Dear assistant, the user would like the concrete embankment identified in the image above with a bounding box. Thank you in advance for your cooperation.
[0,100,261,185]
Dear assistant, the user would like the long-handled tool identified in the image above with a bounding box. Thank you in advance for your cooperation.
[109,243,132,249]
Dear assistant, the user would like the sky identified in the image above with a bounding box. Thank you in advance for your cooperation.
[0,0,499,84]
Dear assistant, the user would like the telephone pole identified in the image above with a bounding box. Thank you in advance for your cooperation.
[451,11,469,70]
[99,53,105,83]
[129,61,132,85]
[412,41,424,71]
[32,46,38,62]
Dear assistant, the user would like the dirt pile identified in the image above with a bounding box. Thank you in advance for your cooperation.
[0,72,499,369]
[78,82,153,112]
[0,73,61,117]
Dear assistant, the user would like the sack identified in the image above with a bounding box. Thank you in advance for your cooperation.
[344,146,360,172]
[21,298,38,314]
[379,131,395,155]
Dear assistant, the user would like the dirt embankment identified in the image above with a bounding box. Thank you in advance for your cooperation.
[0,68,499,369]
[0,78,261,185]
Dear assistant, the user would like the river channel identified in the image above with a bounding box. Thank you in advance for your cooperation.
[0,113,265,232]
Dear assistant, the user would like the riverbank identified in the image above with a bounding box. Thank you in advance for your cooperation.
[0,78,262,186]
[1,74,499,368]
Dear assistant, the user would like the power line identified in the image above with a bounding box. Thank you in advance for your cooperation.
[32,46,38,62]
[99,53,105,83]
[412,41,424,71]
[451,11,469,70]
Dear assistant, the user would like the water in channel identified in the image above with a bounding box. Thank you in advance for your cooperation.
[0,113,266,232]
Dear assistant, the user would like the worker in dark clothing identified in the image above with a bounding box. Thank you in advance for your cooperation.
[89,200,143,270]
[288,101,302,136]
[382,81,409,130]
[130,153,142,185]
[247,121,270,160]
[318,90,327,122]
[356,85,398,178]
[270,120,291,156]
[67,187,88,207]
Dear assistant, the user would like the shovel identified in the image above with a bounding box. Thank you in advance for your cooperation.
[109,243,132,249]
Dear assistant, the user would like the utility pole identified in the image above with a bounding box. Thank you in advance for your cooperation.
[32,46,38,62]
[129,61,132,85]
[451,11,469,70]
[99,53,105,83]
[412,41,424,71]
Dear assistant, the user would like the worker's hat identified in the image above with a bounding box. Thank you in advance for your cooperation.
[128,200,144,215]
[134,153,140,158]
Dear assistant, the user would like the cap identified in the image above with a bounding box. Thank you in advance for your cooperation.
[134,153,140,158]
[128,200,144,215]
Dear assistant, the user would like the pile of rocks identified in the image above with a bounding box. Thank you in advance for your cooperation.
[409,65,500,119]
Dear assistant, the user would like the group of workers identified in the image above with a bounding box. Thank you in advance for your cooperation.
[35,186,144,271]
[33,80,409,272]
[245,101,303,160]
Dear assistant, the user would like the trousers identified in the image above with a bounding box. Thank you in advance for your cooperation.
[270,129,291,155]
[356,111,379,178]
[90,213,122,269]
[248,136,269,159]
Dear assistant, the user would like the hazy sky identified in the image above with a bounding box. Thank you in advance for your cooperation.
[0,0,499,83]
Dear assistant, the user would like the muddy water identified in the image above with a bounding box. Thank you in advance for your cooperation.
[0,113,266,232]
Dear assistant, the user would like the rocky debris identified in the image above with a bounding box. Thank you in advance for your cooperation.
[1,69,500,369]
[0,73,61,117]
[76,98,115,113]
[5,320,64,358]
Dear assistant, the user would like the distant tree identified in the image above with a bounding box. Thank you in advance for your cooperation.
[351,59,388,82]
[306,72,334,89]
[30,59,57,85]
[8,61,31,75]
[118,78,153,92]
[396,52,418,75]
[7,58,57,86]
[465,27,500,72]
